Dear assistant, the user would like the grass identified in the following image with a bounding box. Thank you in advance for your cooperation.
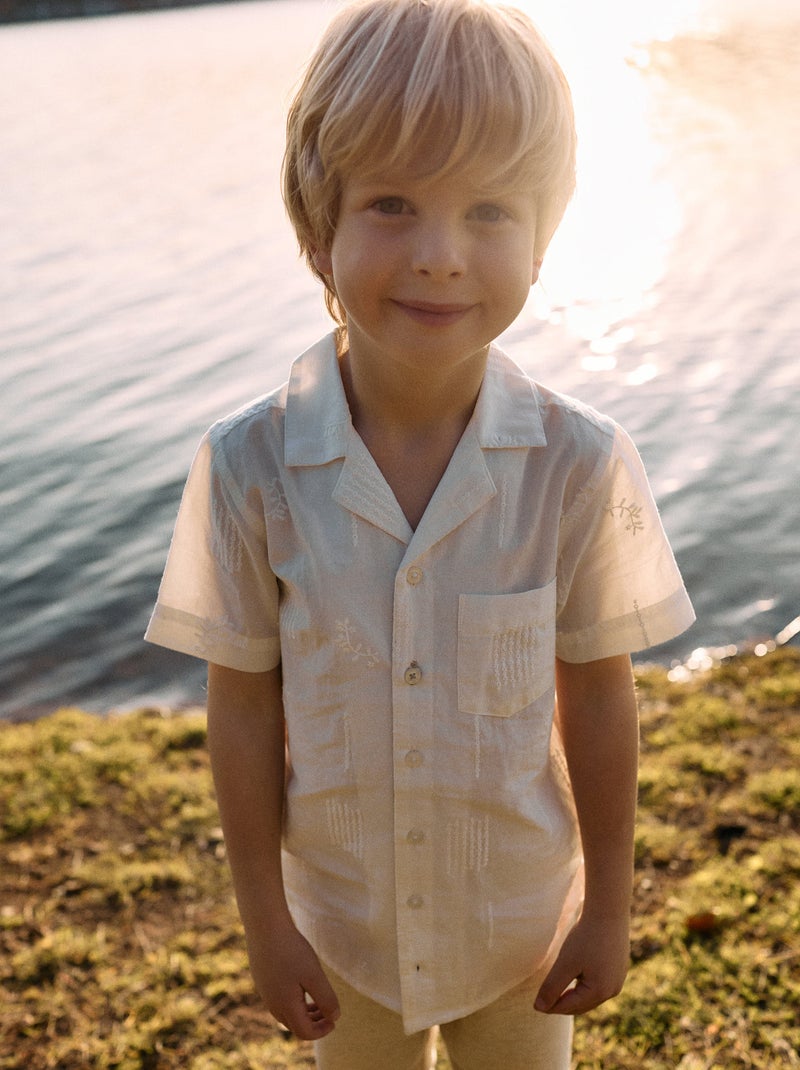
[1,648,798,1069]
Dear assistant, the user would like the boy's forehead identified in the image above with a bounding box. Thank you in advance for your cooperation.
[345,153,535,196]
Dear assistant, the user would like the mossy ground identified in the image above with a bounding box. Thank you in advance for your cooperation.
[1,649,798,1069]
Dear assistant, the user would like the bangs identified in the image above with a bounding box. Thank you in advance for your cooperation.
[316,0,570,192]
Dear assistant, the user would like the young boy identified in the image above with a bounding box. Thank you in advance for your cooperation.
[146,1,695,1066]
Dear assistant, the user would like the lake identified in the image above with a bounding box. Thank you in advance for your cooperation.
[1,0,798,719]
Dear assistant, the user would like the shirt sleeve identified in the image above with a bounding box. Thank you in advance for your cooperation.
[555,423,694,662]
[144,432,281,671]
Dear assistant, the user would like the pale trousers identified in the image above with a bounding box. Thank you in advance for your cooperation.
[314,966,573,1070]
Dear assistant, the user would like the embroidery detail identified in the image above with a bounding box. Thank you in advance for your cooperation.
[343,711,353,770]
[560,481,595,535]
[491,625,537,694]
[265,478,288,520]
[498,477,508,548]
[326,799,364,860]
[633,598,651,647]
[474,717,482,780]
[446,815,490,876]
[335,619,380,668]
[212,504,243,575]
[607,497,644,535]
[351,514,359,548]
[216,396,270,436]
[281,603,307,641]
[346,452,399,529]
[193,615,248,655]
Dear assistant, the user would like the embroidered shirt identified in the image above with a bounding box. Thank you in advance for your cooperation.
[145,333,694,1033]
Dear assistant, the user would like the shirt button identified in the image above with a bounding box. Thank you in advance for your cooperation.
[407,566,423,586]
[407,894,424,910]
[404,749,424,768]
[406,827,426,845]
[404,662,423,685]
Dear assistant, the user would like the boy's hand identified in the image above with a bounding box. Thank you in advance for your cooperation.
[534,911,630,1016]
[248,920,341,1041]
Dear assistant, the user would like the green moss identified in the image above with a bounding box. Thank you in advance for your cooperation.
[11,926,106,986]
[634,817,699,868]
[670,740,748,782]
[72,855,195,905]
[746,768,800,814]
[744,671,800,709]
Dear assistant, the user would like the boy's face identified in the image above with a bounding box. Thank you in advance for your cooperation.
[312,159,540,379]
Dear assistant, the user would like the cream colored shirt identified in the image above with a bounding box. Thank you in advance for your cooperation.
[146,333,694,1033]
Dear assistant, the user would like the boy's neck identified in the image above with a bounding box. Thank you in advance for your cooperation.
[339,339,489,441]
[337,338,490,530]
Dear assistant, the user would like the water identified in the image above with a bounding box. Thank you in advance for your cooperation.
[1,0,798,720]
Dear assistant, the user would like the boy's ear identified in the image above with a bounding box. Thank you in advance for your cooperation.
[531,256,543,286]
[311,247,333,276]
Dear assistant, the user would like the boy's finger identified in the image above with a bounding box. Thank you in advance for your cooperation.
[537,967,624,1016]
[304,974,341,1024]
[534,957,583,1013]
[539,979,593,1016]
[279,992,338,1041]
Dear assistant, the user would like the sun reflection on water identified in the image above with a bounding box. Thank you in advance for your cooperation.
[517,0,708,350]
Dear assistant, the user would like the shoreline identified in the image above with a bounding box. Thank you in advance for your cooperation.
[4,621,798,726]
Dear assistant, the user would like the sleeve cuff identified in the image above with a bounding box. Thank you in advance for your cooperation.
[556,588,695,664]
[145,603,281,672]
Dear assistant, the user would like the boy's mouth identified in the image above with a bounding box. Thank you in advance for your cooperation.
[392,299,474,326]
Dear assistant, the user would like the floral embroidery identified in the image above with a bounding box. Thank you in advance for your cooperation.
[335,619,380,668]
[607,497,644,535]
[265,478,288,520]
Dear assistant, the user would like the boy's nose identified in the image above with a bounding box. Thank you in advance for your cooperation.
[411,223,467,279]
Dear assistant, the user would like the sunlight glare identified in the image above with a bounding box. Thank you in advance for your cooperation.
[519,0,701,348]
[626,361,660,386]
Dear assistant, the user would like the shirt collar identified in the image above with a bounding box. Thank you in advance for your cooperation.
[284,333,547,467]
[474,344,548,448]
[284,334,352,466]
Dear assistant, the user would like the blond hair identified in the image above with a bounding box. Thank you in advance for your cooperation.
[282,0,576,326]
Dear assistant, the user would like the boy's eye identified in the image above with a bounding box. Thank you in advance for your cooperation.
[471,203,507,223]
[373,197,406,215]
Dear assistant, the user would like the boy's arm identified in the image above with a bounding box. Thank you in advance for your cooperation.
[535,653,639,1015]
[206,663,340,1039]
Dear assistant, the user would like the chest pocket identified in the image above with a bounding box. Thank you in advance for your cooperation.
[457,580,556,717]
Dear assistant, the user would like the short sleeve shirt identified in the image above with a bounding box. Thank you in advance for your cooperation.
[146,333,694,1033]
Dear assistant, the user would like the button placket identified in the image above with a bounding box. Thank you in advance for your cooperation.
[392,557,437,1023]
